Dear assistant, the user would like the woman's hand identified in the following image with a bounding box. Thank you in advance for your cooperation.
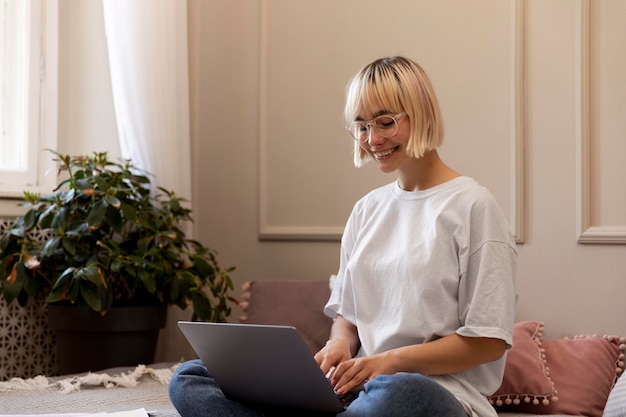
[318,330,508,395]
[314,315,360,386]
[314,337,353,377]
[326,353,392,395]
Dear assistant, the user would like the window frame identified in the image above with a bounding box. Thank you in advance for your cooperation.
[0,0,58,198]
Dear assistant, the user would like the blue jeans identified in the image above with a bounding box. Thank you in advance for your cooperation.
[169,360,469,417]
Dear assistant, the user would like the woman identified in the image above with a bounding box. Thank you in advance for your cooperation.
[169,56,517,417]
[313,56,517,417]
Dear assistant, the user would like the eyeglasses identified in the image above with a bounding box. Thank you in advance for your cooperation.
[346,112,406,142]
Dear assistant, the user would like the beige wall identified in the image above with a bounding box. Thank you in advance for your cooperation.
[2,0,625,362]
[189,0,626,346]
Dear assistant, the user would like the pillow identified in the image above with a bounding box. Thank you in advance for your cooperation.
[488,321,557,407]
[490,321,626,417]
[534,335,624,417]
[604,373,626,417]
[238,280,333,354]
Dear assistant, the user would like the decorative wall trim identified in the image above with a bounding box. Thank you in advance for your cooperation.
[258,0,346,241]
[257,0,276,241]
[257,225,344,242]
[575,0,626,244]
[258,1,526,242]
[511,0,525,244]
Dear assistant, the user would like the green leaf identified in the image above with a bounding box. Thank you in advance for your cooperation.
[110,259,122,272]
[92,176,108,192]
[0,255,10,278]
[87,199,108,228]
[133,174,151,185]
[137,238,149,256]
[2,263,27,303]
[105,204,123,233]
[9,227,25,238]
[193,258,214,278]
[80,284,102,311]
[170,274,181,302]
[74,178,91,190]
[65,278,81,301]
[52,206,69,231]
[23,209,39,229]
[129,254,145,266]
[78,266,102,287]
[124,265,137,278]
[138,268,155,293]
[170,198,181,211]
[47,267,75,303]
[41,236,61,258]
[59,189,76,205]
[191,290,213,321]
[38,204,57,228]
[23,270,43,297]
[52,267,74,286]
[120,201,138,223]
[106,195,121,208]
[61,237,77,256]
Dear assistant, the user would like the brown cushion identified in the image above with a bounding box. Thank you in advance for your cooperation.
[239,280,332,354]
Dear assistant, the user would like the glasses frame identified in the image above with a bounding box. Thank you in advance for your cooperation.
[346,112,407,142]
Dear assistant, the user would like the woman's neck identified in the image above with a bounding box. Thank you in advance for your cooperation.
[396,150,461,191]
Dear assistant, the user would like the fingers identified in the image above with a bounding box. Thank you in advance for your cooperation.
[315,339,352,376]
[330,359,371,395]
[315,348,339,376]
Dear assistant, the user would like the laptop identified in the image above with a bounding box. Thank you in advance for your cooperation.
[177,321,346,413]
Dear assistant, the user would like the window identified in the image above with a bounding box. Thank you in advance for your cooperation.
[0,0,57,197]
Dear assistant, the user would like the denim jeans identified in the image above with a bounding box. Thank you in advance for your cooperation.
[169,360,469,417]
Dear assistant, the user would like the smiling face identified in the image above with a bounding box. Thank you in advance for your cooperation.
[344,56,445,169]
[356,107,412,174]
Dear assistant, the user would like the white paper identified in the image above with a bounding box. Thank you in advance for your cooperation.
[0,408,149,417]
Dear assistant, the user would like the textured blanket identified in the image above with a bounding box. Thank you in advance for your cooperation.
[0,363,180,416]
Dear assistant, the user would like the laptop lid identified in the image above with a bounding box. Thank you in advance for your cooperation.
[177,321,344,413]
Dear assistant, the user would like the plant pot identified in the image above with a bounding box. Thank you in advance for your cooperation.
[47,304,167,375]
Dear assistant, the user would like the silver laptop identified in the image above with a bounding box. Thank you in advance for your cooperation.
[177,321,345,413]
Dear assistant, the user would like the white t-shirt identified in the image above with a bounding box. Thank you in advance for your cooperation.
[325,176,518,417]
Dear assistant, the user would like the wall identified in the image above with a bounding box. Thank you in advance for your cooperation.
[2,0,625,363]
[189,0,626,344]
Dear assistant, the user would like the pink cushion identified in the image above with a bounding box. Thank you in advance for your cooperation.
[532,335,623,417]
[490,321,625,417]
[489,321,557,407]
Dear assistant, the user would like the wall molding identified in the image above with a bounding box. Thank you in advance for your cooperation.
[510,0,525,244]
[575,0,626,244]
[258,1,526,242]
[257,0,344,242]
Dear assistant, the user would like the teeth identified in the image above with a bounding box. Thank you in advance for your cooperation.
[375,148,395,158]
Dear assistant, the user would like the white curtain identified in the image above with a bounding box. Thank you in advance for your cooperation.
[102,0,194,363]
[102,0,191,206]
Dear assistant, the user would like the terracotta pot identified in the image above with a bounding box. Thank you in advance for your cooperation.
[47,304,167,375]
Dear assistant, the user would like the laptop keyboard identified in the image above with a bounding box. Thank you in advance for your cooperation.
[338,389,361,408]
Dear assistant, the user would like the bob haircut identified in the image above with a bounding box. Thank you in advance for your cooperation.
[344,56,444,167]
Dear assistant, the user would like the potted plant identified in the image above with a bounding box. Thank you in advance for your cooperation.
[0,151,237,373]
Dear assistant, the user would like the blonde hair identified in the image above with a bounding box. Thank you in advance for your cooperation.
[344,56,444,167]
